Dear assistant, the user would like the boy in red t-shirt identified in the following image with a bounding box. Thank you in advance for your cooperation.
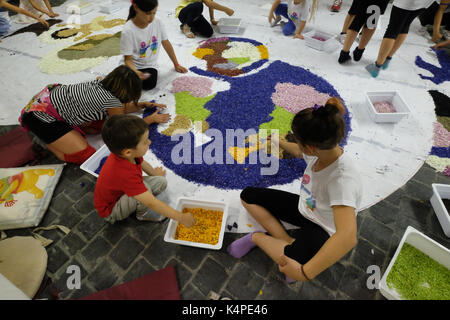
[94,114,195,227]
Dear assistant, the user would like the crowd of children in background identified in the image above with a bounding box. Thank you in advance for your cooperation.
[1,0,447,285]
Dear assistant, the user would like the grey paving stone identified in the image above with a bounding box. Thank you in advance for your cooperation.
[60,164,86,184]
[297,280,336,300]
[351,238,386,273]
[40,208,61,227]
[60,232,87,256]
[67,282,96,300]
[176,246,209,270]
[368,200,400,227]
[181,284,205,300]
[110,235,145,270]
[335,291,353,300]
[49,193,74,215]
[64,178,95,202]
[395,210,430,237]
[130,222,162,246]
[58,208,84,229]
[192,257,229,296]
[142,234,178,269]
[411,164,437,187]
[47,245,70,274]
[102,223,128,245]
[76,211,107,241]
[213,233,241,271]
[436,173,450,185]
[403,179,433,201]
[80,236,112,270]
[339,265,377,300]
[240,246,275,278]
[88,259,120,291]
[359,216,393,252]
[383,188,406,208]
[225,263,264,300]
[255,276,298,300]
[314,261,346,291]
[166,259,192,291]
[122,257,156,283]
[74,192,95,215]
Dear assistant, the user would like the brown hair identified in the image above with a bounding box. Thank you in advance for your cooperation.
[291,97,346,150]
[100,65,142,105]
[102,114,149,155]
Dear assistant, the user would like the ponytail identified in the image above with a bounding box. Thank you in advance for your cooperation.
[127,0,158,21]
[291,97,346,150]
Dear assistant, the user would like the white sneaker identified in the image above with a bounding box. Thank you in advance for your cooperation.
[136,210,167,222]
[271,16,282,27]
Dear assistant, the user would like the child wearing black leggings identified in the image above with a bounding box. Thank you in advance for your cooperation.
[227,98,362,283]
[175,0,234,38]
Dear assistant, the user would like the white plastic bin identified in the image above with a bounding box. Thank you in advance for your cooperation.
[66,0,94,15]
[365,91,410,123]
[379,226,450,300]
[164,197,228,250]
[99,0,122,14]
[80,144,110,178]
[217,18,242,34]
[430,184,450,238]
[304,30,335,51]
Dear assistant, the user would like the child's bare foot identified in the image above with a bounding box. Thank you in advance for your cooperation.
[181,24,195,38]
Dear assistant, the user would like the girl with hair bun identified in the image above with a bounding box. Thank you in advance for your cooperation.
[228,97,363,283]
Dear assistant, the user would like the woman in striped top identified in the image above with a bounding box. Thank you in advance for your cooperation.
[19,65,169,165]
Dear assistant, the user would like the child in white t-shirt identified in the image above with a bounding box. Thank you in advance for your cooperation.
[268,0,317,39]
[228,97,362,283]
[120,0,188,90]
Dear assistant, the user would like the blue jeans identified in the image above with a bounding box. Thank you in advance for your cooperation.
[274,3,297,36]
[0,17,10,37]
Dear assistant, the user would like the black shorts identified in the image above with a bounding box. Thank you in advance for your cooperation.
[349,0,390,31]
[384,6,426,38]
[348,0,359,15]
[240,187,330,265]
[21,112,72,144]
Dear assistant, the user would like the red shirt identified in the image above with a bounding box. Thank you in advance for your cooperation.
[94,153,148,218]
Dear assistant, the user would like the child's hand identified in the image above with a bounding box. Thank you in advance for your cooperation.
[278,254,305,281]
[225,8,234,16]
[142,101,167,110]
[294,33,304,40]
[211,19,219,25]
[175,65,188,73]
[39,18,50,29]
[181,212,196,228]
[48,11,59,18]
[266,134,280,148]
[145,109,171,124]
[152,166,166,177]
[136,70,150,80]
[268,12,275,24]
[432,33,443,43]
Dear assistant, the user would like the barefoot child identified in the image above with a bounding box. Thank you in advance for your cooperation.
[94,114,196,226]
[228,98,362,283]
[121,0,188,91]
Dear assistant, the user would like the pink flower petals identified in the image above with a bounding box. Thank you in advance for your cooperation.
[171,76,214,98]
[433,121,450,148]
[443,166,450,177]
[271,83,331,114]
[373,101,396,113]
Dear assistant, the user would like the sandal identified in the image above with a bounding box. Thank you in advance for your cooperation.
[181,24,195,38]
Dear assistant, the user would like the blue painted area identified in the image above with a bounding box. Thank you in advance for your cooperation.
[416,48,450,84]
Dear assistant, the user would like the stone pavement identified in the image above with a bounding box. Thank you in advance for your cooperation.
[1,124,450,300]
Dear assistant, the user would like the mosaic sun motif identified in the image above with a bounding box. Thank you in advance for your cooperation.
[144,38,352,190]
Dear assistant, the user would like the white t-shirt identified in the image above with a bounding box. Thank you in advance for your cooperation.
[298,152,362,236]
[393,0,435,11]
[288,0,312,27]
[120,18,168,69]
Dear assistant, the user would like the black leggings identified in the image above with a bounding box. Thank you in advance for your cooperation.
[178,2,213,38]
[419,1,450,30]
[349,0,390,32]
[240,187,330,265]
[138,67,158,90]
[384,6,426,39]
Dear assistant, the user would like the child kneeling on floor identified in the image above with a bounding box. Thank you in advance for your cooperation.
[94,114,196,227]
[228,98,362,283]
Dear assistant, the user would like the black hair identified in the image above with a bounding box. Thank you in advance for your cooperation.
[102,114,149,156]
[291,97,346,150]
[100,65,142,105]
[128,0,158,20]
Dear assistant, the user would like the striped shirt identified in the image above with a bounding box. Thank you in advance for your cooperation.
[33,80,122,126]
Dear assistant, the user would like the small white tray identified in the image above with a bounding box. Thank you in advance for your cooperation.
[304,30,335,51]
[80,144,110,178]
[164,197,228,250]
[430,184,450,238]
[379,226,450,300]
[217,18,242,34]
[365,91,410,123]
